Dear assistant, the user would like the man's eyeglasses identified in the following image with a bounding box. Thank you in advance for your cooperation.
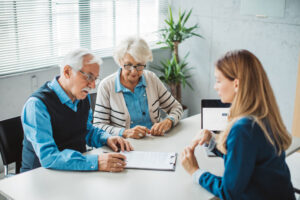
[123,64,146,71]
[79,70,101,85]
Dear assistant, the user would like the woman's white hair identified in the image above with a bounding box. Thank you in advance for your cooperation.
[113,36,153,66]
[60,48,103,74]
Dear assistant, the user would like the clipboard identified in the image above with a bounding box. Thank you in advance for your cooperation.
[120,151,177,171]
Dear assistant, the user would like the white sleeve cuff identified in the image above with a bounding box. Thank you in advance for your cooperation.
[192,168,207,184]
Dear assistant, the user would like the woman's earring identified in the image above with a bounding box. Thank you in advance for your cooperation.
[234,88,238,93]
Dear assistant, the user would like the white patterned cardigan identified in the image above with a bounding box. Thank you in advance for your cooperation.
[93,70,183,136]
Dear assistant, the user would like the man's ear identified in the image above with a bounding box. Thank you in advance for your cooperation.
[63,65,73,79]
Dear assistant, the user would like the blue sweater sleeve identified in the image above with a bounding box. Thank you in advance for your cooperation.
[198,119,257,199]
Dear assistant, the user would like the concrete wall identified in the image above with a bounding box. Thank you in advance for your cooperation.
[0,48,171,173]
[172,0,300,132]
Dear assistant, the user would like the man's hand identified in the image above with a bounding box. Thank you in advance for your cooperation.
[98,153,126,172]
[107,136,134,152]
[190,129,213,150]
[180,146,199,175]
[123,126,149,139]
[150,118,172,136]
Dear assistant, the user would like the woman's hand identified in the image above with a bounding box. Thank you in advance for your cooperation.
[123,126,150,139]
[190,129,213,150]
[150,118,172,136]
[180,146,199,175]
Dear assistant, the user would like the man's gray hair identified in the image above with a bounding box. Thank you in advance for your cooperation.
[60,48,103,74]
[113,36,153,66]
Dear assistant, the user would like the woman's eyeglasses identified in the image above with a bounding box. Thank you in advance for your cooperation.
[123,64,146,71]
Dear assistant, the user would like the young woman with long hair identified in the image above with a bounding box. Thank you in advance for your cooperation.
[181,50,295,200]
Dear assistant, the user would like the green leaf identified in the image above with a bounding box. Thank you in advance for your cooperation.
[165,19,172,27]
[184,75,192,79]
[183,9,192,26]
[178,8,182,24]
[186,81,194,90]
[182,78,186,87]
[191,32,204,39]
[181,10,186,24]
[168,5,174,25]
[183,52,190,59]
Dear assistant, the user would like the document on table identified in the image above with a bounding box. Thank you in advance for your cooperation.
[120,151,177,171]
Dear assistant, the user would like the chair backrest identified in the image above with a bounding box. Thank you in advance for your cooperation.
[0,117,24,174]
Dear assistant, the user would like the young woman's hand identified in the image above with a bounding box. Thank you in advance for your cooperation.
[180,146,199,175]
[190,129,213,150]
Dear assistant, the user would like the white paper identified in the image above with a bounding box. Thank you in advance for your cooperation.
[121,151,177,171]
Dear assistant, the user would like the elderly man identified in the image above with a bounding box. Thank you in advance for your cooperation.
[21,48,133,173]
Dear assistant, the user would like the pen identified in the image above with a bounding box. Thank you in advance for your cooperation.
[102,151,127,161]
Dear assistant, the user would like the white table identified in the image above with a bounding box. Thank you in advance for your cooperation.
[286,135,300,156]
[0,114,224,200]
[1,114,300,200]
[286,152,300,199]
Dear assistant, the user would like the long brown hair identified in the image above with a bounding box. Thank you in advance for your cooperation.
[216,50,291,155]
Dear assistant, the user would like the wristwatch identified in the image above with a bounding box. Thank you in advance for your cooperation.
[166,116,175,127]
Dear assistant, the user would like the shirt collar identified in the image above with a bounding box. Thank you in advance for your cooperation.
[115,68,147,93]
[48,76,79,105]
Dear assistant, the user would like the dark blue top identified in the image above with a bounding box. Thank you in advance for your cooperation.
[199,117,295,200]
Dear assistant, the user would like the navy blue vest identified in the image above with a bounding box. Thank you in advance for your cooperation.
[21,82,90,172]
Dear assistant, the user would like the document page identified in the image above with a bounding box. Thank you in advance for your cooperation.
[121,151,177,171]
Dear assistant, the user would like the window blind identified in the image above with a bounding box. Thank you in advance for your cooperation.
[0,0,168,76]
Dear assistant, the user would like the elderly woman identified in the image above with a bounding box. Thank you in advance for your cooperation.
[93,36,183,139]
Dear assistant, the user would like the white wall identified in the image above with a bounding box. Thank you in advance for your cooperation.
[172,0,300,132]
[0,48,171,172]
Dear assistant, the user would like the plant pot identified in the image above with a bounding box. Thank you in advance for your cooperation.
[182,105,189,119]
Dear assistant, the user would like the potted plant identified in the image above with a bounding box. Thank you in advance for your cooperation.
[151,52,193,103]
[152,5,203,117]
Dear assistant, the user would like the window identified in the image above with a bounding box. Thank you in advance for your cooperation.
[0,0,168,76]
